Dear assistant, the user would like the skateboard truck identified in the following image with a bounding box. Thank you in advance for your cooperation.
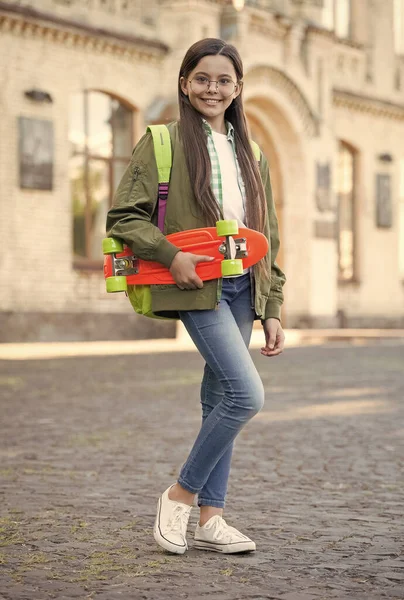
[113,256,139,277]
[219,238,248,260]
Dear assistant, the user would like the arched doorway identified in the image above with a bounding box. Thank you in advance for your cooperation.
[246,112,284,271]
[243,82,314,326]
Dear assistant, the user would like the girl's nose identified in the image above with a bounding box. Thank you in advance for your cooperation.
[207,81,218,93]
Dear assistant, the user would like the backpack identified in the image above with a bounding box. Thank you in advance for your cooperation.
[127,124,261,320]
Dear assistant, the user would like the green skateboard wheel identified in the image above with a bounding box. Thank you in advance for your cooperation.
[221,259,243,277]
[106,276,127,293]
[102,237,124,255]
[216,220,239,237]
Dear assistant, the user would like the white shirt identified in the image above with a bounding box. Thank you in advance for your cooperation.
[211,130,249,277]
[211,130,246,227]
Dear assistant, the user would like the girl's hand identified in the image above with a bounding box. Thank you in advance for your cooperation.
[170,252,214,290]
[261,318,285,357]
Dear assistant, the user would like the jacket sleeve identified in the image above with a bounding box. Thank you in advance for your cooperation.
[261,155,286,322]
[106,132,181,268]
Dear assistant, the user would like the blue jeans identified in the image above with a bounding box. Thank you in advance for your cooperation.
[178,273,265,508]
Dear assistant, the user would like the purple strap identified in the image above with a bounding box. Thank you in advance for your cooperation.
[157,183,169,232]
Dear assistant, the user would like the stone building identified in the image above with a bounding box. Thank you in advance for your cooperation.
[0,0,403,341]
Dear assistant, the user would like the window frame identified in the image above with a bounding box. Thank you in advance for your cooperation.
[71,89,134,270]
[337,141,359,284]
[399,159,404,282]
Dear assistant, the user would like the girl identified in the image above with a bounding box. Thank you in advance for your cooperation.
[106,38,286,554]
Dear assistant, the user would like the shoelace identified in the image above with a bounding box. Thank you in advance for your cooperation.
[204,515,243,543]
[166,504,191,536]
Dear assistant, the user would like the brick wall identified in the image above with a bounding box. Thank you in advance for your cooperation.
[1,0,403,340]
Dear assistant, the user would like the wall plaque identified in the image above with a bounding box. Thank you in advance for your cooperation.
[19,117,54,191]
[376,173,392,228]
[315,162,332,212]
[314,220,337,239]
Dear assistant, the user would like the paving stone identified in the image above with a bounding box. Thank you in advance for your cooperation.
[0,341,403,599]
[378,572,404,582]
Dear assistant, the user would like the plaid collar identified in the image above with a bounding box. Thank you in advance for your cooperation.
[202,118,235,142]
[201,117,244,216]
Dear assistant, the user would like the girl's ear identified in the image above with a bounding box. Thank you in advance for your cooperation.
[234,81,243,99]
[180,77,188,96]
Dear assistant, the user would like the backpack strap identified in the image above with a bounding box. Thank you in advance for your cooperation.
[146,126,260,233]
[147,124,172,232]
[250,139,261,164]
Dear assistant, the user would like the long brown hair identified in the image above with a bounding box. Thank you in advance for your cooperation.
[178,38,267,240]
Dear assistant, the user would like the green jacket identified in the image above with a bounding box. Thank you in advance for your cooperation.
[106,121,286,321]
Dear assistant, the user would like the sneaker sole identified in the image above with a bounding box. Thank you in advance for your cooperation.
[194,539,256,554]
[153,496,187,555]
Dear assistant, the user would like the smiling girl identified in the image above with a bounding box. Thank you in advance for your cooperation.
[106,38,286,554]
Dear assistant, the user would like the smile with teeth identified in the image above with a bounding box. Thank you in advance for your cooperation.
[201,99,221,105]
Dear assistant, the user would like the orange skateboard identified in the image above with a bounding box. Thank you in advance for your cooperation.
[103,220,268,293]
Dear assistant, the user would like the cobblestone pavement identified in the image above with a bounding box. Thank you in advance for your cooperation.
[1,340,403,600]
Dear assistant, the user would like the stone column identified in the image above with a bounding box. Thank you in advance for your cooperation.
[367,0,395,92]
[350,0,371,45]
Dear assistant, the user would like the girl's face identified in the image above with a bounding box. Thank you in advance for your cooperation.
[180,54,241,132]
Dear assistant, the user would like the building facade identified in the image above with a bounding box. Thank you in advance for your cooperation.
[1,0,403,341]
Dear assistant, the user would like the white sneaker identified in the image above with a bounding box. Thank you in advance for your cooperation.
[194,515,256,553]
[153,485,192,554]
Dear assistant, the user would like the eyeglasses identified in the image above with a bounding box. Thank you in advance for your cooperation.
[189,76,239,98]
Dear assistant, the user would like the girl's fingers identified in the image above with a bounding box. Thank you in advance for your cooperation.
[260,346,283,357]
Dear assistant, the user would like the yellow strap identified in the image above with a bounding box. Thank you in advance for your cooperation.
[148,125,259,181]
[146,124,172,183]
[250,139,261,162]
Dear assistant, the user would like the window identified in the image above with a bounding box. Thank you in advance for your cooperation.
[69,91,133,266]
[335,0,351,39]
[323,0,351,38]
[395,0,404,54]
[322,0,334,30]
[399,159,404,279]
[337,143,356,282]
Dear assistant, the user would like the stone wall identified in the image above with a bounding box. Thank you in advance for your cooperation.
[0,0,403,340]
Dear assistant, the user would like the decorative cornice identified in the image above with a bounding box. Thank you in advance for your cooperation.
[248,10,290,39]
[0,1,169,61]
[333,89,404,121]
[334,36,364,51]
[305,24,364,50]
[244,65,319,136]
[305,23,335,41]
